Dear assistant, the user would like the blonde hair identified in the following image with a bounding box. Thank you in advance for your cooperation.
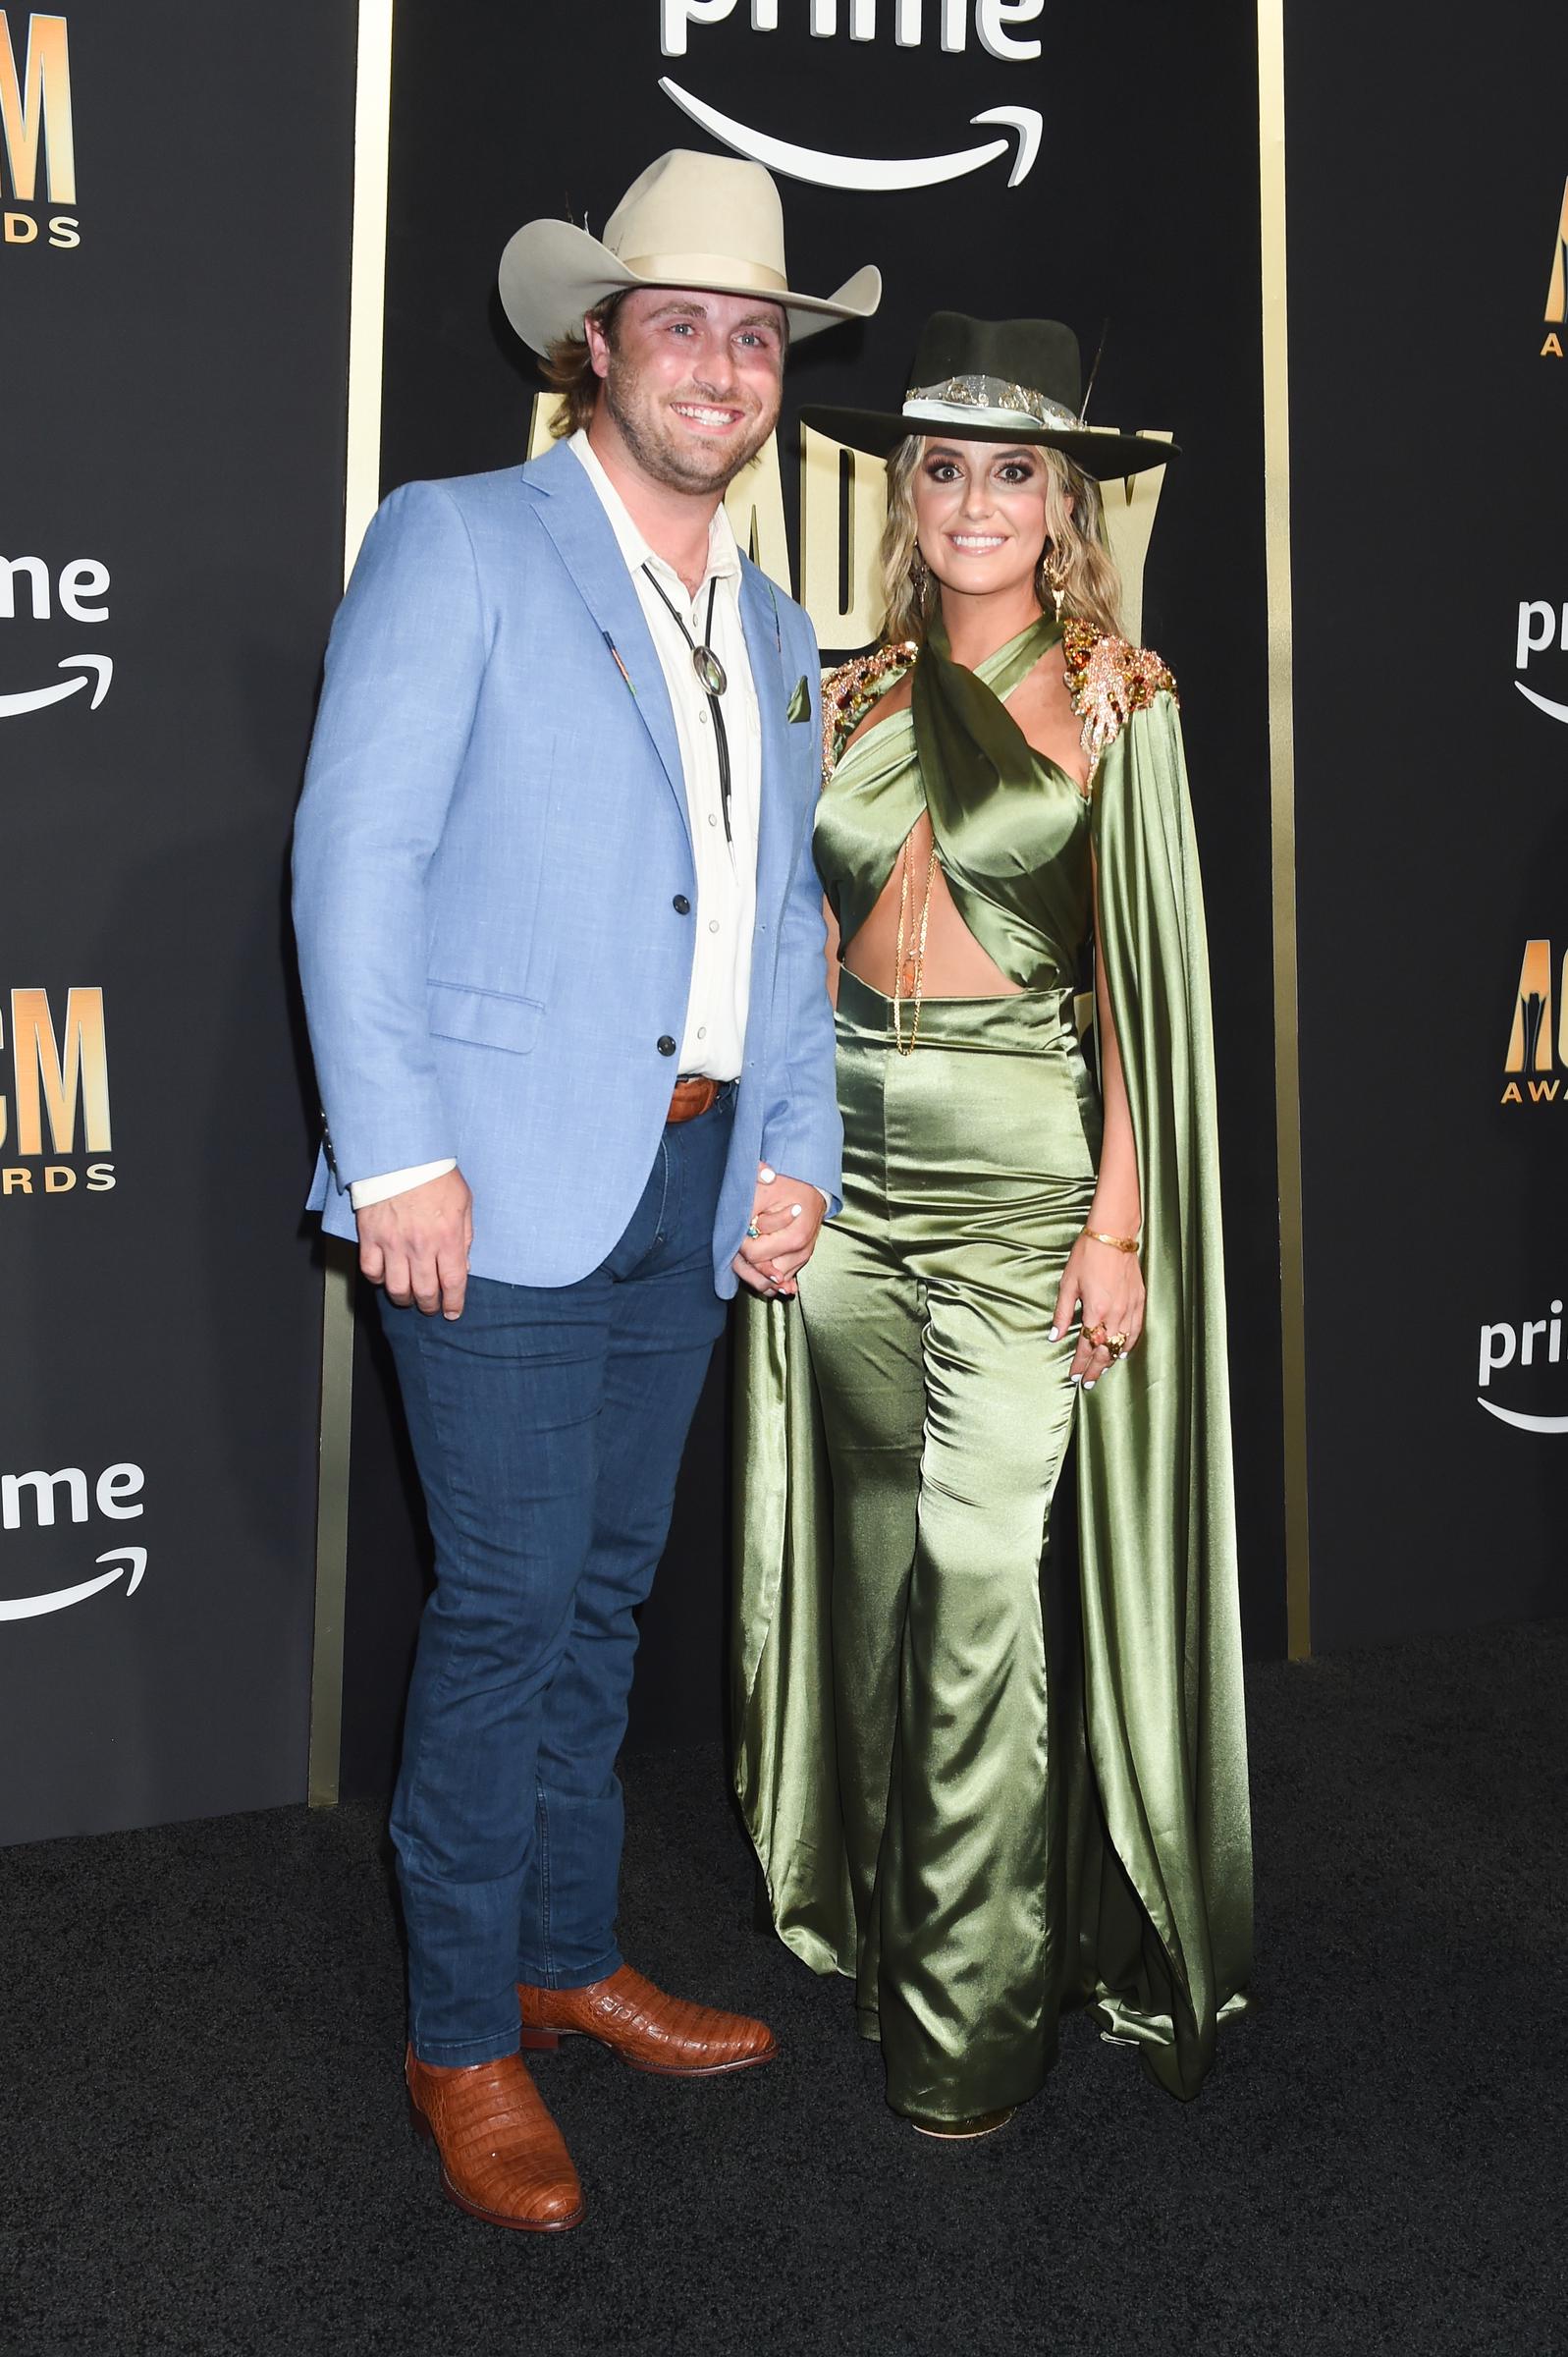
[879,435,1125,645]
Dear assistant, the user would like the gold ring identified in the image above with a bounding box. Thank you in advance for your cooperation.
[1084,1321,1108,1344]
[1107,1333,1128,1359]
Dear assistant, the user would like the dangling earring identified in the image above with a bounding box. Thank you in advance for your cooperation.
[910,545,931,606]
[1041,538,1069,623]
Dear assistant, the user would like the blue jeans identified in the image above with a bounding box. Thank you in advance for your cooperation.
[381,1093,732,2066]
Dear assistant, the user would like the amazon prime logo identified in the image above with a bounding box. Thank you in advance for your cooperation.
[0,1457,146,1621]
[1515,600,1568,725]
[0,548,112,719]
[660,0,1043,192]
[1478,1304,1568,1435]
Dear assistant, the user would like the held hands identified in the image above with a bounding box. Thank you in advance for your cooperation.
[731,1163,827,1299]
[356,1167,474,1320]
[1049,1233,1146,1390]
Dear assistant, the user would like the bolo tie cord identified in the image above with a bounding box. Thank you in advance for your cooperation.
[640,566,733,848]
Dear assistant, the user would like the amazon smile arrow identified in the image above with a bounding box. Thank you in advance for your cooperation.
[0,653,113,721]
[1477,1398,1568,1434]
[0,1546,147,1622]
[1514,679,1568,724]
[660,80,1041,192]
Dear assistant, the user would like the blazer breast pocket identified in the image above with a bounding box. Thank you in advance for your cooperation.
[427,980,545,1057]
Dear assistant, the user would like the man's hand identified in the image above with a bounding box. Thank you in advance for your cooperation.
[356,1167,474,1320]
[731,1164,827,1299]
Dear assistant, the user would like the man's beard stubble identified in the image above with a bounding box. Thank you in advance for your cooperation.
[603,351,776,497]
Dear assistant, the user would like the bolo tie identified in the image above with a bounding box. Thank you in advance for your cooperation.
[641,565,732,847]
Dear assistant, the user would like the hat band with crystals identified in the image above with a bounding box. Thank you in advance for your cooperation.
[899,372,1083,434]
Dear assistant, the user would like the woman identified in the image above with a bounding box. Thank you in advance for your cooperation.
[734,313,1252,2136]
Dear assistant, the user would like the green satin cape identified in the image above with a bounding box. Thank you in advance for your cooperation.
[732,637,1253,2101]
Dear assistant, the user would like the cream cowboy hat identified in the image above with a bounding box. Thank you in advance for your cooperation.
[499,149,882,355]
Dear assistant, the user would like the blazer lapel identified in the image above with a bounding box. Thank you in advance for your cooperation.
[525,445,690,849]
[739,563,794,910]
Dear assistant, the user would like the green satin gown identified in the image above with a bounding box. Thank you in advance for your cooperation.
[733,608,1252,2125]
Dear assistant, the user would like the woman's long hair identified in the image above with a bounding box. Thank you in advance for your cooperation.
[879,435,1125,645]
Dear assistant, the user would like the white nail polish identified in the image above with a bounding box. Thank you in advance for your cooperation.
[789,1203,802,1218]
[1047,1326,1059,1342]
[1083,1378,1097,1391]
[760,1166,776,1183]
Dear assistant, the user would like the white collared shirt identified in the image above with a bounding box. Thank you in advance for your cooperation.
[350,430,761,1210]
[568,429,760,1081]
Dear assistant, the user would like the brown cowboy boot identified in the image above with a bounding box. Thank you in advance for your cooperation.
[406,2048,584,2231]
[517,1963,777,2077]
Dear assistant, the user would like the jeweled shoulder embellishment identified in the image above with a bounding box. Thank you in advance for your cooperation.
[1062,621,1178,790]
[821,641,917,780]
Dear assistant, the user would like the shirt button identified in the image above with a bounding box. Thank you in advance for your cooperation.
[657,1035,676,1057]
[708,813,718,827]
[708,918,720,933]
[697,710,709,728]
[673,895,691,914]
[696,1026,707,1040]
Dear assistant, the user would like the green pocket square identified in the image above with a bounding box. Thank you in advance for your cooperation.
[785,674,811,724]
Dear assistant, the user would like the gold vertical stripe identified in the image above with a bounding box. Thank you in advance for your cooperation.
[308,0,396,1807]
[1257,0,1312,1659]
[342,0,396,582]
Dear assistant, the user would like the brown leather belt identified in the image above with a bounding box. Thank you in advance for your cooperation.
[666,1074,722,1124]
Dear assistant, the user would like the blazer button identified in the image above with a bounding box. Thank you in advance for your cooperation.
[657,1035,677,1057]
[673,894,691,914]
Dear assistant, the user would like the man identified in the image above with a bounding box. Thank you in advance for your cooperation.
[292,151,879,2232]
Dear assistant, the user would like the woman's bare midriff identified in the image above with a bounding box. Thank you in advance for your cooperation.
[842,807,1021,997]
[837,650,1089,1001]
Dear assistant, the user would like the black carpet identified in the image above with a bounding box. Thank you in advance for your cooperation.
[5,1619,1565,2357]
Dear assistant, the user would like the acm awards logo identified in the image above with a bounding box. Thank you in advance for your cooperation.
[1542,175,1567,359]
[0,985,115,1195]
[0,11,80,251]
[0,1456,146,1621]
[659,0,1043,192]
[1500,942,1564,1109]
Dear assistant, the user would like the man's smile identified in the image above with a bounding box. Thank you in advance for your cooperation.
[671,399,748,433]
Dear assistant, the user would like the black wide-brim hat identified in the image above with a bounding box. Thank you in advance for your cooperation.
[800,311,1175,480]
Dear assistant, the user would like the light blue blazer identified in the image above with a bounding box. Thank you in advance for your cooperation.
[292,440,841,1294]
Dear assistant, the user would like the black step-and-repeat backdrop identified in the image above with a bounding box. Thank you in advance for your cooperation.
[7,0,1560,1844]
[1286,7,1568,1648]
[336,0,1286,1791]
[0,5,356,1841]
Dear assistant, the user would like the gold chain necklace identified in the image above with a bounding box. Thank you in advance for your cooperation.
[892,834,940,1056]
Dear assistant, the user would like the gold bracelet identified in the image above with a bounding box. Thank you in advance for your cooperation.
[1082,1229,1139,1254]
